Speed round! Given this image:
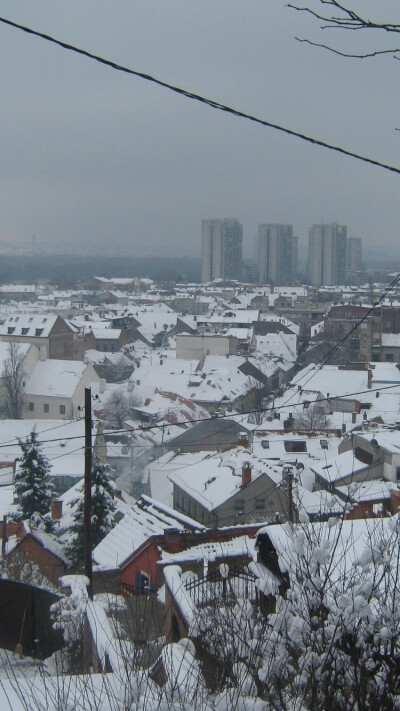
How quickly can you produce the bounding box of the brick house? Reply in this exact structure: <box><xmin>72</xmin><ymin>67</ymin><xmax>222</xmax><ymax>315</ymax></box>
<box><xmin>0</xmin><ymin>314</ymin><xmax>80</xmax><ymax>360</ymax></box>
<box><xmin>4</xmin><ymin>522</ymin><xmax>68</xmax><ymax>585</ymax></box>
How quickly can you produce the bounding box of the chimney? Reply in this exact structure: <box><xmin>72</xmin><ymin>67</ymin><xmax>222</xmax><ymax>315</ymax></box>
<box><xmin>99</xmin><ymin>378</ymin><xmax>106</xmax><ymax>393</ymax></box>
<box><xmin>52</xmin><ymin>500</ymin><xmax>63</xmax><ymax>520</ymax></box>
<box><xmin>238</xmin><ymin>432</ymin><xmax>249</xmax><ymax>449</ymax></box>
<box><xmin>352</xmin><ymin>412</ymin><xmax>357</xmax><ymax>424</ymax></box>
<box><xmin>163</xmin><ymin>527</ymin><xmax>182</xmax><ymax>553</ymax></box>
<box><xmin>241</xmin><ymin>461</ymin><xmax>252</xmax><ymax>487</ymax></box>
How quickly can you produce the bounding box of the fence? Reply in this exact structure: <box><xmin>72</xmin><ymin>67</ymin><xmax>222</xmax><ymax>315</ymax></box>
<box><xmin>184</xmin><ymin>565</ymin><xmax>258</xmax><ymax>607</ymax></box>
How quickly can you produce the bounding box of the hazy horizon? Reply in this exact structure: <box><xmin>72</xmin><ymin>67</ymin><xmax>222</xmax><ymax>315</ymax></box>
<box><xmin>1</xmin><ymin>1</ymin><xmax>399</xmax><ymax>259</ymax></box>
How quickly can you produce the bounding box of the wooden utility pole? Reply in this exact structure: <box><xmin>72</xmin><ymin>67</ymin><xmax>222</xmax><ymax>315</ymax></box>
<box><xmin>287</xmin><ymin>469</ymin><xmax>294</xmax><ymax>524</ymax></box>
<box><xmin>83</xmin><ymin>387</ymin><xmax>93</xmax><ymax>600</ymax></box>
<box><xmin>1</xmin><ymin>515</ymin><xmax>7</xmax><ymax>558</ymax></box>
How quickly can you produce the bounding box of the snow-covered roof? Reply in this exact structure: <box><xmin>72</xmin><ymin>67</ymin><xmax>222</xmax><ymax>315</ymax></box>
<box><xmin>160</xmin><ymin>535</ymin><xmax>253</xmax><ymax>565</ymax></box>
<box><xmin>26</xmin><ymin>525</ymin><xmax>69</xmax><ymax>564</ymax></box>
<box><xmin>254</xmin><ymin>333</ymin><xmax>297</xmax><ymax>362</ymax></box>
<box><xmin>89</xmin><ymin>327</ymin><xmax>122</xmax><ymax>340</ymax></box>
<box><xmin>0</xmin><ymin>313</ymin><xmax>60</xmax><ymax>338</ymax></box>
<box><xmin>310</xmin><ymin>449</ymin><xmax>369</xmax><ymax>484</ymax></box>
<box><xmin>129</xmin><ymin>355</ymin><xmax>252</xmax><ymax>406</ymax></box>
<box><xmin>382</xmin><ymin>333</ymin><xmax>400</xmax><ymax>347</ymax></box>
<box><xmin>0</xmin><ymin>284</ymin><xmax>36</xmax><ymax>294</ymax></box>
<box><xmin>0</xmin><ymin>420</ymin><xmax>95</xmax><ymax>481</ymax></box>
<box><xmin>25</xmin><ymin>360</ymin><xmax>96</xmax><ymax>398</ymax></box>
<box><xmin>287</xmin><ymin>364</ymin><xmax>370</xmax><ymax>400</ymax></box>
<box><xmin>92</xmin><ymin>495</ymin><xmax>205</xmax><ymax>570</ymax></box>
<box><xmin>169</xmin><ymin>447</ymin><xmax>282</xmax><ymax>511</ymax></box>
<box><xmin>336</xmin><ymin>479</ymin><xmax>398</xmax><ymax>503</ymax></box>
<box><xmin>256</xmin><ymin>515</ymin><xmax>400</xmax><ymax>585</ymax></box>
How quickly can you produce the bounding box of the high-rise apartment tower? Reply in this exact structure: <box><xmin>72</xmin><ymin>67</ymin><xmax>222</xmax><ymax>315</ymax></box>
<box><xmin>258</xmin><ymin>224</ymin><xmax>297</xmax><ymax>285</ymax></box>
<box><xmin>201</xmin><ymin>219</ymin><xmax>243</xmax><ymax>282</ymax></box>
<box><xmin>308</xmin><ymin>223</ymin><xmax>347</xmax><ymax>286</ymax></box>
<box><xmin>346</xmin><ymin>237</ymin><xmax>363</xmax><ymax>273</ymax></box>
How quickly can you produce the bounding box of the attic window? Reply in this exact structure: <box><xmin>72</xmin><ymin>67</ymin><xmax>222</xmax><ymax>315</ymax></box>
<box><xmin>7</xmin><ymin>327</ymin><xmax>15</xmax><ymax>335</ymax></box>
<box><xmin>35</xmin><ymin>328</ymin><xmax>43</xmax><ymax>336</ymax></box>
<box><xmin>29</xmin><ymin>317</ymin><xmax>33</xmax><ymax>322</ymax></box>
<box><xmin>43</xmin><ymin>318</ymin><xmax>47</xmax><ymax>323</ymax></box>
<box><xmin>21</xmin><ymin>328</ymin><xmax>29</xmax><ymax>335</ymax></box>
<box><xmin>284</xmin><ymin>440</ymin><xmax>307</xmax><ymax>453</ymax></box>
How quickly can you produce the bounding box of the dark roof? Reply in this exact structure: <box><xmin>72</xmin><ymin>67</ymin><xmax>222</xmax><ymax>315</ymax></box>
<box><xmin>167</xmin><ymin>418</ymin><xmax>250</xmax><ymax>450</ymax></box>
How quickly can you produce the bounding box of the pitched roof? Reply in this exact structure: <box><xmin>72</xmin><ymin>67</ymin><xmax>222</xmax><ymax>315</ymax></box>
<box><xmin>0</xmin><ymin>313</ymin><xmax>61</xmax><ymax>338</ymax></box>
<box><xmin>92</xmin><ymin>495</ymin><xmax>205</xmax><ymax>570</ymax></box>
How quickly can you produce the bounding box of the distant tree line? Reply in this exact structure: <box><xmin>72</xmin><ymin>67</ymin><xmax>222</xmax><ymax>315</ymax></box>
<box><xmin>0</xmin><ymin>255</ymin><xmax>200</xmax><ymax>286</ymax></box>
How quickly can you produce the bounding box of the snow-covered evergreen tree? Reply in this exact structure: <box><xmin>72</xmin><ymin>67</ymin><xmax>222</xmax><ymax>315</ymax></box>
<box><xmin>14</xmin><ymin>430</ymin><xmax>54</xmax><ymax>531</ymax></box>
<box><xmin>67</xmin><ymin>456</ymin><xmax>116</xmax><ymax>569</ymax></box>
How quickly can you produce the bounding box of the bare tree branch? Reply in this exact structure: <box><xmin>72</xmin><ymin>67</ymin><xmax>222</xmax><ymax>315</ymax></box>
<box><xmin>295</xmin><ymin>36</ymin><xmax>400</xmax><ymax>59</ymax></box>
<box><xmin>1</xmin><ymin>342</ymin><xmax>25</xmax><ymax>419</ymax></box>
<box><xmin>288</xmin><ymin>2</ymin><xmax>400</xmax><ymax>33</ymax></box>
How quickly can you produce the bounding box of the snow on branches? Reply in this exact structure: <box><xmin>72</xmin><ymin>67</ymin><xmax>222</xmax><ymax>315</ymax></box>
<box><xmin>14</xmin><ymin>429</ymin><xmax>55</xmax><ymax>532</ymax></box>
<box><xmin>67</xmin><ymin>457</ymin><xmax>116</xmax><ymax>570</ymax></box>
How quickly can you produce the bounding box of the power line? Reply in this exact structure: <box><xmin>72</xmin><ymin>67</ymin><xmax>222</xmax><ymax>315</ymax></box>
<box><xmin>0</xmin><ymin>379</ymin><xmax>395</xmax><ymax>452</ymax></box>
<box><xmin>273</xmin><ymin>271</ymin><xmax>400</xmax><ymax>413</ymax></box>
<box><xmin>1</xmin><ymin>16</ymin><xmax>400</xmax><ymax>175</ymax></box>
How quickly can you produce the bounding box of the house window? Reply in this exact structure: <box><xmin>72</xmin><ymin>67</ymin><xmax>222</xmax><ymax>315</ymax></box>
<box><xmin>234</xmin><ymin>499</ymin><xmax>245</xmax><ymax>512</ymax></box>
<box><xmin>28</xmin><ymin>402</ymin><xmax>34</xmax><ymax>412</ymax></box>
<box><xmin>12</xmin><ymin>552</ymin><xmax>26</xmax><ymax>566</ymax></box>
<box><xmin>43</xmin><ymin>404</ymin><xmax>49</xmax><ymax>413</ymax></box>
<box><xmin>256</xmin><ymin>497</ymin><xmax>265</xmax><ymax>510</ymax></box>
<box><xmin>135</xmin><ymin>572</ymin><xmax>150</xmax><ymax>593</ymax></box>
<box><xmin>60</xmin><ymin>405</ymin><xmax>66</xmax><ymax>415</ymax></box>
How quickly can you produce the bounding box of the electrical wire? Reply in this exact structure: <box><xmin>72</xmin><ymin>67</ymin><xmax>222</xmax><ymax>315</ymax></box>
<box><xmin>0</xmin><ymin>379</ymin><xmax>398</xmax><ymax>452</ymax></box>
<box><xmin>1</xmin><ymin>16</ymin><xmax>400</xmax><ymax>175</ymax></box>
<box><xmin>0</xmin><ymin>417</ymin><xmax>85</xmax><ymax>452</ymax></box>
<box><xmin>265</xmin><ymin>271</ymin><xmax>400</xmax><ymax>416</ymax></box>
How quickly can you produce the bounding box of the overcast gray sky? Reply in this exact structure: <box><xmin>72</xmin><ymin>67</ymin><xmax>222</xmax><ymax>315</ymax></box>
<box><xmin>1</xmin><ymin>1</ymin><xmax>399</xmax><ymax>261</ymax></box>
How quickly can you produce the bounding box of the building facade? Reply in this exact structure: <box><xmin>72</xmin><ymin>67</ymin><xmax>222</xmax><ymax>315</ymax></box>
<box><xmin>346</xmin><ymin>236</ymin><xmax>363</xmax><ymax>272</ymax></box>
<box><xmin>258</xmin><ymin>224</ymin><xmax>297</xmax><ymax>285</ymax></box>
<box><xmin>201</xmin><ymin>219</ymin><xmax>243</xmax><ymax>282</ymax></box>
<box><xmin>307</xmin><ymin>223</ymin><xmax>347</xmax><ymax>286</ymax></box>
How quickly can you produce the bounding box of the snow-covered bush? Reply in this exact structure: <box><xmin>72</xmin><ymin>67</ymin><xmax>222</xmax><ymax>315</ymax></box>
<box><xmin>198</xmin><ymin>517</ymin><xmax>400</xmax><ymax>710</ymax></box>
